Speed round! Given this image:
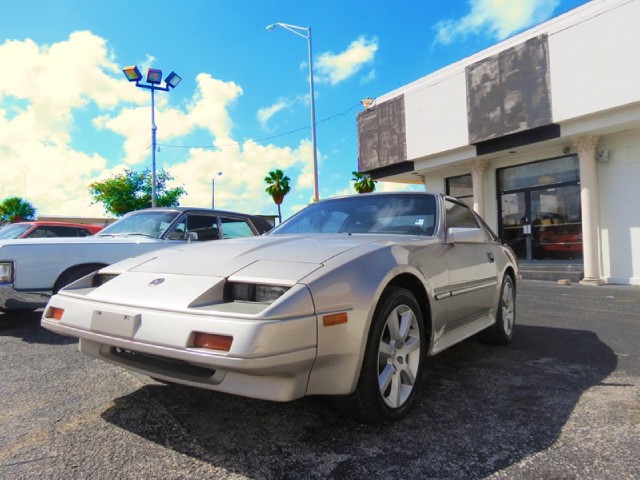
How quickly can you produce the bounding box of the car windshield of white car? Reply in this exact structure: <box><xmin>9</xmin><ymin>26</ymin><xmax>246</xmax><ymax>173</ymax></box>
<box><xmin>272</xmin><ymin>194</ymin><xmax>437</xmax><ymax>236</ymax></box>
<box><xmin>97</xmin><ymin>211</ymin><xmax>180</xmax><ymax>238</ymax></box>
<box><xmin>0</xmin><ymin>223</ymin><xmax>31</xmax><ymax>239</ymax></box>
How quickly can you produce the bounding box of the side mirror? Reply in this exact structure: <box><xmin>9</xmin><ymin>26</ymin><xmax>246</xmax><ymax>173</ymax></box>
<box><xmin>446</xmin><ymin>227</ymin><xmax>486</xmax><ymax>244</ymax></box>
<box><xmin>186</xmin><ymin>232</ymin><xmax>198</xmax><ymax>243</ymax></box>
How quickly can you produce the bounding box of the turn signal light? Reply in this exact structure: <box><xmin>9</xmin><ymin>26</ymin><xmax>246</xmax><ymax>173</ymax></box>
<box><xmin>49</xmin><ymin>307</ymin><xmax>65</xmax><ymax>321</ymax></box>
<box><xmin>193</xmin><ymin>332</ymin><xmax>233</xmax><ymax>352</ymax></box>
<box><xmin>323</xmin><ymin>312</ymin><xmax>348</xmax><ymax>327</ymax></box>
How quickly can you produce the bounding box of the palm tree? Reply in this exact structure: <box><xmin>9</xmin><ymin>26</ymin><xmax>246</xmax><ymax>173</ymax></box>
<box><xmin>264</xmin><ymin>169</ymin><xmax>291</xmax><ymax>224</ymax></box>
<box><xmin>352</xmin><ymin>171</ymin><xmax>376</xmax><ymax>193</ymax></box>
<box><xmin>0</xmin><ymin>196</ymin><xmax>36</xmax><ymax>223</ymax></box>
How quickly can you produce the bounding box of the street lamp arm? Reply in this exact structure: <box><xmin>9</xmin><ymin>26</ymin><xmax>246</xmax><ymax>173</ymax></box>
<box><xmin>267</xmin><ymin>22</ymin><xmax>310</xmax><ymax>39</ymax></box>
<box><xmin>133</xmin><ymin>82</ymin><xmax>171</xmax><ymax>93</ymax></box>
<box><xmin>266</xmin><ymin>21</ymin><xmax>319</xmax><ymax>202</ymax></box>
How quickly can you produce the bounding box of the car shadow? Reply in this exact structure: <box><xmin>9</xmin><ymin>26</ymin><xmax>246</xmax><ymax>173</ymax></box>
<box><xmin>100</xmin><ymin>324</ymin><xmax>617</xmax><ymax>478</ymax></box>
<box><xmin>0</xmin><ymin>311</ymin><xmax>78</xmax><ymax>345</ymax></box>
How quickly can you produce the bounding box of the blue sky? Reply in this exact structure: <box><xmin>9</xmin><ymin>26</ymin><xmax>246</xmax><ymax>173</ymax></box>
<box><xmin>0</xmin><ymin>0</ymin><xmax>589</xmax><ymax>219</ymax></box>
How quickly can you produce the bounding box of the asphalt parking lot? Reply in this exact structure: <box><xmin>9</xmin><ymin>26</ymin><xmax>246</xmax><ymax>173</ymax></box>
<box><xmin>1</xmin><ymin>279</ymin><xmax>639</xmax><ymax>479</ymax></box>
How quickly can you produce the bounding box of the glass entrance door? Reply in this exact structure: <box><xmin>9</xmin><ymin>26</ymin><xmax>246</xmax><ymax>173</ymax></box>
<box><xmin>529</xmin><ymin>184</ymin><xmax>582</xmax><ymax>260</ymax></box>
<box><xmin>500</xmin><ymin>192</ymin><xmax>528</xmax><ymax>258</ymax></box>
<box><xmin>500</xmin><ymin>185</ymin><xmax>582</xmax><ymax>260</ymax></box>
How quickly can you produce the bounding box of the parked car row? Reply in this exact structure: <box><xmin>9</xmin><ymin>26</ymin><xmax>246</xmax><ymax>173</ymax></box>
<box><xmin>37</xmin><ymin>193</ymin><xmax>519</xmax><ymax>423</ymax></box>
<box><xmin>0</xmin><ymin>207</ymin><xmax>272</xmax><ymax>312</ymax></box>
<box><xmin>0</xmin><ymin>221</ymin><xmax>104</xmax><ymax>239</ymax></box>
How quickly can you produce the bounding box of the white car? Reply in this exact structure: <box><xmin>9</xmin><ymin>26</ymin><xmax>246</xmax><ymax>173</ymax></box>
<box><xmin>42</xmin><ymin>193</ymin><xmax>518</xmax><ymax>423</ymax></box>
<box><xmin>0</xmin><ymin>207</ymin><xmax>271</xmax><ymax>312</ymax></box>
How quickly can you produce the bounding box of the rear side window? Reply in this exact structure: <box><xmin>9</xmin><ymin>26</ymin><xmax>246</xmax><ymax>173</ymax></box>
<box><xmin>29</xmin><ymin>226</ymin><xmax>82</xmax><ymax>238</ymax></box>
<box><xmin>445</xmin><ymin>200</ymin><xmax>480</xmax><ymax>229</ymax></box>
<box><xmin>220</xmin><ymin>217</ymin><xmax>255</xmax><ymax>238</ymax></box>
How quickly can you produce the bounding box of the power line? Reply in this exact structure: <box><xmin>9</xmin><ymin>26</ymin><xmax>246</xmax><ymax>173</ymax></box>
<box><xmin>157</xmin><ymin>103</ymin><xmax>361</xmax><ymax>151</ymax></box>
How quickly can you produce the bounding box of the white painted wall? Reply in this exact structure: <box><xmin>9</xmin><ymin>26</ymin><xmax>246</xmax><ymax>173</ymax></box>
<box><xmin>403</xmin><ymin>71</ymin><xmax>469</xmax><ymax>160</ymax></box>
<box><xmin>596</xmin><ymin>129</ymin><xmax>640</xmax><ymax>285</ymax></box>
<box><xmin>549</xmin><ymin>0</ymin><xmax>640</xmax><ymax>123</ymax></box>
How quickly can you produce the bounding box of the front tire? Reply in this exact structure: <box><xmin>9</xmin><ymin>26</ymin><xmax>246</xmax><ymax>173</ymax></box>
<box><xmin>332</xmin><ymin>286</ymin><xmax>426</xmax><ymax>424</ymax></box>
<box><xmin>481</xmin><ymin>274</ymin><xmax>515</xmax><ymax>345</ymax></box>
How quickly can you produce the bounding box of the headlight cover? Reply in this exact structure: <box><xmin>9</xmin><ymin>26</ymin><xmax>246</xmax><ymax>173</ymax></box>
<box><xmin>91</xmin><ymin>273</ymin><xmax>119</xmax><ymax>288</ymax></box>
<box><xmin>225</xmin><ymin>282</ymin><xmax>289</xmax><ymax>304</ymax></box>
<box><xmin>0</xmin><ymin>262</ymin><xmax>13</xmax><ymax>283</ymax></box>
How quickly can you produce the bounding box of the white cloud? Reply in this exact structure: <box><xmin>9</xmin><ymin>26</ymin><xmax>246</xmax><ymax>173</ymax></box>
<box><xmin>0</xmin><ymin>31</ymin><xmax>315</xmax><ymax>219</ymax></box>
<box><xmin>434</xmin><ymin>0</ymin><xmax>560</xmax><ymax>44</ymax></box>
<box><xmin>316</xmin><ymin>36</ymin><xmax>378</xmax><ymax>85</ymax></box>
<box><xmin>0</xmin><ymin>31</ymin><xmax>130</xmax><ymax>217</ymax></box>
<box><xmin>257</xmin><ymin>99</ymin><xmax>291</xmax><ymax>128</ymax></box>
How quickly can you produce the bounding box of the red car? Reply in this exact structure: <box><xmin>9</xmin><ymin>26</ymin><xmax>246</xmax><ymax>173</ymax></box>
<box><xmin>0</xmin><ymin>221</ymin><xmax>104</xmax><ymax>239</ymax></box>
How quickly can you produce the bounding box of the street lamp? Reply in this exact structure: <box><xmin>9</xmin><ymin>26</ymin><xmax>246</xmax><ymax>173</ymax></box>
<box><xmin>266</xmin><ymin>22</ymin><xmax>319</xmax><ymax>202</ymax></box>
<box><xmin>211</xmin><ymin>171</ymin><xmax>222</xmax><ymax>208</ymax></box>
<box><xmin>122</xmin><ymin>65</ymin><xmax>182</xmax><ymax>208</ymax></box>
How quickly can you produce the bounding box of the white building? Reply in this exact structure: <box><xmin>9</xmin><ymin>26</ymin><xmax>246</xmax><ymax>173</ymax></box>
<box><xmin>357</xmin><ymin>0</ymin><xmax>640</xmax><ymax>285</ymax></box>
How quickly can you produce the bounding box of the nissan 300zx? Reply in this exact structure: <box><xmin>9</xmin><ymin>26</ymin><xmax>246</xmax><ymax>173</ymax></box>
<box><xmin>41</xmin><ymin>192</ymin><xmax>518</xmax><ymax>423</ymax></box>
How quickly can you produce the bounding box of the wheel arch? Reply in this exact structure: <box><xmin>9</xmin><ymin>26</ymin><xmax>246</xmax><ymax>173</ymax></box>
<box><xmin>53</xmin><ymin>263</ymin><xmax>108</xmax><ymax>293</ymax></box>
<box><xmin>385</xmin><ymin>272</ymin><xmax>432</xmax><ymax>339</ymax></box>
<box><xmin>503</xmin><ymin>265</ymin><xmax>517</xmax><ymax>295</ymax></box>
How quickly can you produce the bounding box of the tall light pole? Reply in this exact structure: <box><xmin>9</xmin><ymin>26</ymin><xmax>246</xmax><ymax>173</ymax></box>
<box><xmin>211</xmin><ymin>171</ymin><xmax>222</xmax><ymax>208</ymax></box>
<box><xmin>266</xmin><ymin>22</ymin><xmax>319</xmax><ymax>202</ymax></box>
<box><xmin>122</xmin><ymin>65</ymin><xmax>182</xmax><ymax>208</ymax></box>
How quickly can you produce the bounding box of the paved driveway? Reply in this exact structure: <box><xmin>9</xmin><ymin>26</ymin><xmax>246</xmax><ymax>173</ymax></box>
<box><xmin>1</xmin><ymin>280</ymin><xmax>639</xmax><ymax>479</ymax></box>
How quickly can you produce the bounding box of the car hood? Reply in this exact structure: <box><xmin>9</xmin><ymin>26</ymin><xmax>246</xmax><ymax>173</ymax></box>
<box><xmin>119</xmin><ymin>234</ymin><xmax>401</xmax><ymax>283</ymax></box>
<box><xmin>71</xmin><ymin>234</ymin><xmax>421</xmax><ymax>313</ymax></box>
<box><xmin>0</xmin><ymin>235</ymin><xmax>162</xmax><ymax>247</ymax></box>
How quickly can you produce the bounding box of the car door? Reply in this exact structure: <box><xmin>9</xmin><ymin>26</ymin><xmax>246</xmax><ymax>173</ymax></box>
<box><xmin>443</xmin><ymin>198</ymin><xmax>498</xmax><ymax>329</ymax></box>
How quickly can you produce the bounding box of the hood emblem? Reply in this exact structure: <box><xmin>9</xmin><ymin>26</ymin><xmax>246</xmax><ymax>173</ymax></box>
<box><xmin>148</xmin><ymin>278</ymin><xmax>165</xmax><ymax>287</ymax></box>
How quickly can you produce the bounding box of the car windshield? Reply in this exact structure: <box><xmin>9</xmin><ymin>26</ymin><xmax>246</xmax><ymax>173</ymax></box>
<box><xmin>271</xmin><ymin>194</ymin><xmax>437</xmax><ymax>236</ymax></box>
<box><xmin>98</xmin><ymin>211</ymin><xmax>180</xmax><ymax>239</ymax></box>
<box><xmin>0</xmin><ymin>223</ymin><xmax>31</xmax><ymax>239</ymax></box>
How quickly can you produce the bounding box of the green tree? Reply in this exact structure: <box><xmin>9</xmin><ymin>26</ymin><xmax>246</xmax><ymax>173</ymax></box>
<box><xmin>264</xmin><ymin>169</ymin><xmax>291</xmax><ymax>224</ymax></box>
<box><xmin>0</xmin><ymin>196</ymin><xmax>36</xmax><ymax>223</ymax></box>
<box><xmin>89</xmin><ymin>168</ymin><xmax>185</xmax><ymax>217</ymax></box>
<box><xmin>352</xmin><ymin>171</ymin><xmax>377</xmax><ymax>193</ymax></box>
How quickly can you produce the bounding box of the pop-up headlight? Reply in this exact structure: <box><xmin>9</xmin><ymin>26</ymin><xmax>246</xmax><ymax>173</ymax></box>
<box><xmin>225</xmin><ymin>282</ymin><xmax>289</xmax><ymax>304</ymax></box>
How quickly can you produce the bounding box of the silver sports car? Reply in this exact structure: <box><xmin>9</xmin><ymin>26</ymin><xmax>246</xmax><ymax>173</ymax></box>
<box><xmin>42</xmin><ymin>192</ymin><xmax>518</xmax><ymax>423</ymax></box>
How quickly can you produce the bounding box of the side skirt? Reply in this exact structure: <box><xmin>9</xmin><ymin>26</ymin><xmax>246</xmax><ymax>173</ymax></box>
<box><xmin>430</xmin><ymin>314</ymin><xmax>495</xmax><ymax>355</ymax></box>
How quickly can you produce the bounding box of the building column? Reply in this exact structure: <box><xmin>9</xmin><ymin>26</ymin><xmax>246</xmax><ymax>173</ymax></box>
<box><xmin>573</xmin><ymin>135</ymin><xmax>603</xmax><ymax>285</ymax></box>
<box><xmin>470</xmin><ymin>159</ymin><xmax>489</xmax><ymax>217</ymax></box>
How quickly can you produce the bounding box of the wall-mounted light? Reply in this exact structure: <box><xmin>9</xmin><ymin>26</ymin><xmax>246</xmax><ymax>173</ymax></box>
<box><xmin>360</xmin><ymin>97</ymin><xmax>375</xmax><ymax>109</ymax></box>
<box><xmin>598</xmin><ymin>150</ymin><xmax>610</xmax><ymax>162</ymax></box>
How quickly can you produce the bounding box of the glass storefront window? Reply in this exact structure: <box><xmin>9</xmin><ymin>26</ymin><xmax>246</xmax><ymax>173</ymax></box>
<box><xmin>446</xmin><ymin>174</ymin><xmax>473</xmax><ymax>206</ymax></box>
<box><xmin>497</xmin><ymin>156</ymin><xmax>579</xmax><ymax>191</ymax></box>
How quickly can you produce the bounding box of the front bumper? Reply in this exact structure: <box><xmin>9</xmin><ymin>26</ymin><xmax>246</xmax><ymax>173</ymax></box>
<box><xmin>0</xmin><ymin>284</ymin><xmax>50</xmax><ymax>310</ymax></box>
<box><xmin>41</xmin><ymin>295</ymin><xmax>318</xmax><ymax>402</ymax></box>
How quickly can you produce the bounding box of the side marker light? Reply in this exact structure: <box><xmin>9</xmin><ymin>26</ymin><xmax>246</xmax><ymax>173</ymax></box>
<box><xmin>323</xmin><ymin>312</ymin><xmax>348</xmax><ymax>327</ymax></box>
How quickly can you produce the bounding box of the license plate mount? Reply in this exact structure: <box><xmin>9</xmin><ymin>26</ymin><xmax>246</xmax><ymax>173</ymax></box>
<box><xmin>91</xmin><ymin>310</ymin><xmax>141</xmax><ymax>337</ymax></box>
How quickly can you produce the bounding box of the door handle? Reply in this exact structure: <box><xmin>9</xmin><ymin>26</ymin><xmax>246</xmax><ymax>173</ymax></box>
<box><xmin>487</xmin><ymin>252</ymin><xmax>495</xmax><ymax>262</ymax></box>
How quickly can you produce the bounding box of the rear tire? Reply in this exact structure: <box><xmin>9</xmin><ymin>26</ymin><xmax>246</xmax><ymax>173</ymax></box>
<box><xmin>481</xmin><ymin>274</ymin><xmax>515</xmax><ymax>345</ymax></box>
<box><xmin>332</xmin><ymin>286</ymin><xmax>426</xmax><ymax>424</ymax></box>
